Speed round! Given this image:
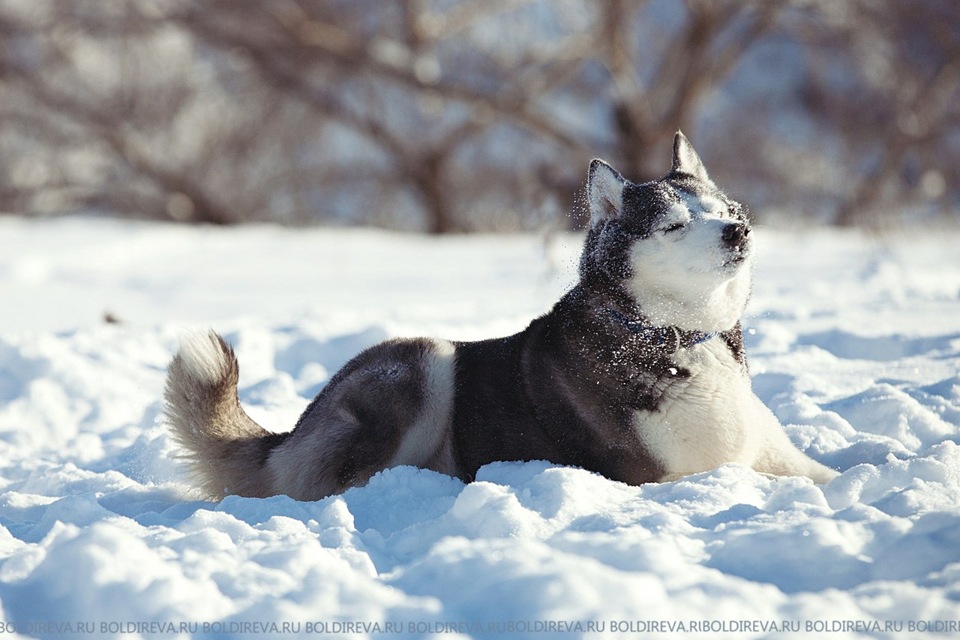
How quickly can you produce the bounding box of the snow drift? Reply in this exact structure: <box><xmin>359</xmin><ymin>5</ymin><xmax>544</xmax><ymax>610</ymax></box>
<box><xmin>1</xmin><ymin>217</ymin><xmax>959</xmax><ymax>638</ymax></box>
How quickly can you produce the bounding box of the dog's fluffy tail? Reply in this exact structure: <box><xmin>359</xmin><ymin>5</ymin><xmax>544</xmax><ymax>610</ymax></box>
<box><xmin>164</xmin><ymin>331</ymin><xmax>284</xmax><ymax>500</ymax></box>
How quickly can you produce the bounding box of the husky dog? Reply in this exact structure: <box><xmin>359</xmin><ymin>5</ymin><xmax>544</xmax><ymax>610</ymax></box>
<box><xmin>164</xmin><ymin>132</ymin><xmax>838</xmax><ymax>501</ymax></box>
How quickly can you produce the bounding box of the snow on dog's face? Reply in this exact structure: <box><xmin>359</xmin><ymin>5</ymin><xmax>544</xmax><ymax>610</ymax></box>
<box><xmin>581</xmin><ymin>132</ymin><xmax>753</xmax><ymax>333</ymax></box>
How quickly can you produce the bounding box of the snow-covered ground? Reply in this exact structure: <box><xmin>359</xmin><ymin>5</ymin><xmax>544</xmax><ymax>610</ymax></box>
<box><xmin>1</xmin><ymin>216</ymin><xmax>959</xmax><ymax>639</ymax></box>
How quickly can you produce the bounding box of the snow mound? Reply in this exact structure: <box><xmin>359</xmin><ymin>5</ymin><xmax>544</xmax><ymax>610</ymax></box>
<box><xmin>1</xmin><ymin>219</ymin><xmax>959</xmax><ymax>637</ymax></box>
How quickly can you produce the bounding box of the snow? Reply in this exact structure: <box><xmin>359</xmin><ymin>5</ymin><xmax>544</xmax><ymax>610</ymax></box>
<box><xmin>1</xmin><ymin>216</ymin><xmax>960</xmax><ymax>638</ymax></box>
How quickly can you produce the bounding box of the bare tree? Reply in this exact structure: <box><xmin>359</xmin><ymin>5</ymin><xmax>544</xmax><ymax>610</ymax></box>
<box><xmin>0</xmin><ymin>0</ymin><xmax>340</xmax><ymax>225</ymax></box>
<box><xmin>0</xmin><ymin>0</ymin><xmax>957</xmax><ymax>231</ymax></box>
<box><xmin>804</xmin><ymin>0</ymin><xmax>960</xmax><ymax>226</ymax></box>
<box><xmin>165</xmin><ymin>0</ymin><xmax>597</xmax><ymax>231</ymax></box>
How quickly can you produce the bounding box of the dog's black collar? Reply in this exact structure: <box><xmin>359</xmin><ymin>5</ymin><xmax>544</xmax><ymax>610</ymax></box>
<box><xmin>607</xmin><ymin>309</ymin><xmax>716</xmax><ymax>352</ymax></box>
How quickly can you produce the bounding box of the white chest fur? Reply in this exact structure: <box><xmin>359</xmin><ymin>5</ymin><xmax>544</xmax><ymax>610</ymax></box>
<box><xmin>632</xmin><ymin>338</ymin><xmax>779</xmax><ymax>480</ymax></box>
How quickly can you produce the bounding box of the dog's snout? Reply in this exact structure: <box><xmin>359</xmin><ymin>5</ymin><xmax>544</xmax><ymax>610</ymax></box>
<box><xmin>722</xmin><ymin>222</ymin><xmax>750</xmax><ymax>248</ymax></box>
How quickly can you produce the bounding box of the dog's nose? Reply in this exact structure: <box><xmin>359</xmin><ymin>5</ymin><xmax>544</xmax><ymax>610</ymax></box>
<box><xmin>722</xmin><ymin>222</ymin><xmax>750</xmax><ymax>248</ymax></box>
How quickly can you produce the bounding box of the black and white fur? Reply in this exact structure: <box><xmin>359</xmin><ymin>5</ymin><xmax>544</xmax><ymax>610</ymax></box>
<box><xmin>164</xmin><ymin>132</ymin><xmax>838</xmax><ymax>501</ymax></box>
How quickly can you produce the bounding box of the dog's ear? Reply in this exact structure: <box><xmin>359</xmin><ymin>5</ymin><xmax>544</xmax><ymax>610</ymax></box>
<box><xmin>671</xmin><ymin>131</ymin><xmax>714</xmax><ymax>186</ymax></box>
<box><xmin>588</xmin><ymin>159</ymin><xmax>626</xmax><ymax>224</ymax></box>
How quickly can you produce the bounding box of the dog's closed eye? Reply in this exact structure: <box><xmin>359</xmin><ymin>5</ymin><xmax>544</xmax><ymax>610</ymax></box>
<box><xmin>663</xmin><ymin>223</ymin><xmax>685</xmax><ymax>234</ymax></box>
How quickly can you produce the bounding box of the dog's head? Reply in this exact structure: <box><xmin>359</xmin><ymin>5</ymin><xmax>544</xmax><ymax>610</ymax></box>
<box><xmin>580</xmin><ymin>132</ymin><xmax>752</xmax><ymax>333</ymax></box>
